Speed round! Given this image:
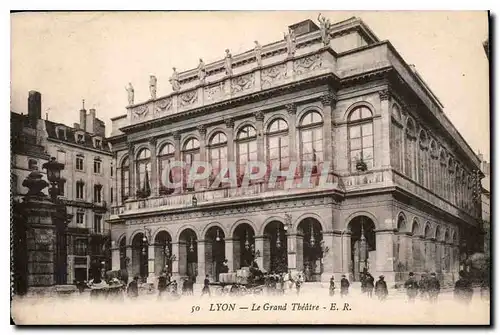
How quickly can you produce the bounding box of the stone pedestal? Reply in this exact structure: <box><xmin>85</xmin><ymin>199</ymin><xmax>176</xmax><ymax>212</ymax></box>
<box><xmin>286</xmin><ymin>233</ymin><xmax>297</xmax><ymax>271</ymax></box>
<box><xmin>196</xmin><ymin>240</ymin><xmax>206</xmax><ymax>283</ymax></box>
<box><xmin>254</xmin><ymin>236</ymin><xmax>265</xmax><ymax>270</ymax></box>
<box><xmin>225</xmin><ymin>239</ymin><xmax>234</xmax><ymax>272</ymax></box>
<box><xmin>147</xmin><ymin>244</ymin><xmax>155</xmax><ymax>282</ymax></box>
<box><xmin>320</xmin><ymin>232</ymin><xmax>334</xmax><ymax>282</ymax></box>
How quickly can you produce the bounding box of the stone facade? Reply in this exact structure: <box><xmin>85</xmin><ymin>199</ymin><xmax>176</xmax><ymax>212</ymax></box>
<box><xmin>107</xmin><ymin>17</ymin><xmax>482</xmax><ymax>286</ymax></box>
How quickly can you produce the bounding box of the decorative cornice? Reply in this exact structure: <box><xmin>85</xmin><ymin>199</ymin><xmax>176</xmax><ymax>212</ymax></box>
<box><xmin>285</xmin><ymin>103</ymin><xmax>297</xmax><ymax>115</ymax></box>
<box><xmin>378</xmin><ymin>89</ymin><xmax>390</xmax><ymax>101</ymax></box>
<box><xmin>254</xmin><ymin>111</ymin><xmax>264</xmax><ymax>122</ymax></box>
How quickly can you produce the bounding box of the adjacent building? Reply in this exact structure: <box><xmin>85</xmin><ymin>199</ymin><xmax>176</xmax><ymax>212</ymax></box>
<box><xmin>107</xmin><ymin>17</ymin><xmax>483</xmax><ymax>286</ymax></box>
<box><xmin>11</xmin><ymin>91</ymin><xmax>113</xmax><ymax>285</ymax></box>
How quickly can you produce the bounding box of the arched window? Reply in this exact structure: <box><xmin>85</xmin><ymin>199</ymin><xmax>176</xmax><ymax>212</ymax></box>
<box><xmin>182</xmin><ymin>138</ymin><xmax>200</xmax><ymax>190</ymax></box>
<box><xmin>208</xmin><ymin>132</ymin><xmax>228</xmax><ymax>183</ymax></box>
<box><xmin>429</xmin><ymin>141</ymin><xmax>438</xmax><ymax>194</ymax></box>
<box><xmin>439</xmin><ymin>150</ymin><xmax>447</xmax><ymax>199</ymax></box>
<box><xmin>236</xmin><ymin>125</ymin><xmax>257</xmax><ymax>178</ymax></box>
<box><xmin>267</xmin><ymin>118</ymin><xmax>289</xmax><ymax>171</ymax></box>
<box><xmin>136</xmin><ymin>148</ymin><xmax>151</xmax><ymax>198</ymax></box>
<box><xmin>121</xmin><ymin>156</ymin><xmax>129</xmax><ymax>201</ymax></box>
<box><xmin>390</xmin><ymin>104</ymin><xmax>403</xmax><ymax>172</ymax></box>
<box><xmin>404</xmin><ymin>118</ymin><xmax>416</xmax><ymax>178</ymax></box>
<box><xmin>448</xmin><ymin>158</ymin><xmax>455</xmax><ymax>203</ymax></box>
<box><xmin>158</xmin><ymin>143</ymin><xmax>175</xmax><ymax>194</ymax></box>
<box><xmin>348</xmin><ymin>106</ymin><xmax>373</xmax><ymax>171</ymax></box>
<box><xmin>299</xmin><ymin>111</ymin><xmax>324</xmax><ymax>174</ymax></box>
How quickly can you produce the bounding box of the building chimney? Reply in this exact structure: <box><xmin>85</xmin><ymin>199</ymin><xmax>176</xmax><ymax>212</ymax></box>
<box><xmin>28</xmin><ymin>91</ymin><xmax>42</xmax><ymax>121</ymax></box>
<box><xmin>478</xmin><ymin>152</ymin><xmax>484</xmax><ymax>163</ymax></box>
<box><xmin>87</xmin><ymin>108</ymin><xmax>96</xmax><ymax>134</ymax></box>
<box><xmin>73</xmin><ymin>123</ymin><xmax>80</xmax><ymax>129</ymax></box>
<box><xmin>80</xmin><ymin>99</ymin><xmax>87</xmax><ymax>131</ymax></box>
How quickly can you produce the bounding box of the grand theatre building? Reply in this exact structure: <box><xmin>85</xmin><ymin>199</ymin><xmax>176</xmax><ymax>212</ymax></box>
<box><xmin>107</xmin><ymin>17</ymin><xmax>483</xmax><ymax>286</ymax></box>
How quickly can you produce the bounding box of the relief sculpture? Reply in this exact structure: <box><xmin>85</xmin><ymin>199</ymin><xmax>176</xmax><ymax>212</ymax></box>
<box><xmin>293</xmin><ymin>54</ymin><xmax>322</xmax><ymax>75</ymax></box>
<box><xmin>261</xmin><ymin>64</ymin><xmax>287</xmax><ymax>88</ymax></box>
<box><xmin>179</xmin><ymin>90</ymin><xmax>198</xmax><ymax>108</ymax></box>
<box><xmin>231</xmin><ymin>73</ymin><xmax>254</xmax><ymax>94</ymax></box>
<box><xmin>131</xmin><ymin>105</ymin><xmax>149</xmax><ymax>120</ymax></box>
<box><xmin>154</xmin><ymin>98</ymin><xmax>172</xmax><ymax>116</ymax></box>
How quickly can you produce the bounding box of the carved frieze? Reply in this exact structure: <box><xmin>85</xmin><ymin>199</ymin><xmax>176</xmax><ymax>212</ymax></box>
<box><xmin>154</xmin><ymin>98</ymin><xmax>173</xmax><ymax>117</ymax></box>
<box><xmin>231</xmin><ymin>73</ymin><xmax>254</xmax><ymax>94</ymax></box>
<box><xmin>293</xmin><ymin>54</ymin><xmax>322</xmax><ymax>75</ymax></box>
<box><xmin>204</xmin><ymin>83</ymin><xmax>224</xmax><ymax>102</ymax></box>
<box><xmin>261</xmin><ymin>64</ymin><xmax>287</xmax><ymax>88</ymax></box>
<box><xmin>131</xmin><ymin>105</ymin><xmax>149</xmax><ymax>121</ymax></box>
<box><xmin>179</xmin><ymin>90</ymin><xmax>198</xmax><ymax>108</ymax></box>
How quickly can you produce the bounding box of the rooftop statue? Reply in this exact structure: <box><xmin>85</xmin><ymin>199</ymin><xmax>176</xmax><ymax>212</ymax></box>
<box><xmin>224</xmin><ymin>49</ymin><xmax>233</xmax><ymax>76</ymax></box>
<box><xmin>149</xmin><ymin>75</ymin><xmax>157</xmax><ymax>100</ymax></box>
<box><xmin>125</xmin><ymin>82</ymin><xmax>134</xmax><ymax>105</ymax></box>
<box><xmin>197</xmin><ymin>58</ymin><xmax>206</xmax><ymax>83</ymax></box>
<box><xmin>284</xmin><ymin>28</ymin><xmax>296</xmax><ymax>57</ymax></box>
<box><xmin>169</xmin><ymin>67</ymin><xmax>181</xmax><ymax>92</ymax></box>
<box><xmin>254</xmin><ymin>40</ymin><xmax>262</xmax><ymax>66</ymax></box>
<box><xmin>318</xmin><ymin>13</ymin><xmax>332</xmax><ymax>46</ymax></box>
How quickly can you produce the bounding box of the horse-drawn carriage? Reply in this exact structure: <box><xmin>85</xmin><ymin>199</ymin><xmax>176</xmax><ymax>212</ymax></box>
<box><xmin>211</xmin><ymin>267</ymin><xmax>266</xmax><ymax>296</ymax></box>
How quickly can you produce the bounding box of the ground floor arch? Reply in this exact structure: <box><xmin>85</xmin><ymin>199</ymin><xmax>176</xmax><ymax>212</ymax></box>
<box><xmin>347</xmin><ymin>215</ymin><xmax>376</xmax><ymax>281</ymax></box>
<box><xmin>204</xmin><ymin>226</ymin><xmax>226</xmax><ymax>281</ymax></box>
<box><xmin>131</xmin><ymin>232</ymin><xmax>148</xmax><ymax>279</ymax></box>
<box><xmin>232</xmin><ymin>223</ymin><xmax>255</xmax><ymax>270</ymax></box>
<box><xmin>297</xmin><ymin>217</ymin><xmax>323</xmax><ymax>282</ymax></box>
<box><xmin>154</xmin><ymin>230</ymin><xmax>172</xmax><ymax>275</ymax></box>
<box><xmin>178</xmin><ymin>228</ymin><xmax>198</xmax><ymax>279</ymax></box>
<box><xmin>263</xmin><ymin>221</ymin><xmax>288</xmax><ymax>273</ymax></box>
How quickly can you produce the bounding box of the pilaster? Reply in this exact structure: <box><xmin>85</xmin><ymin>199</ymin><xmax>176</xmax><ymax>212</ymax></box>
<box><xmin>149</xmin><ymin>137</ymin><xmax>158</xmax><ymax>196</ymax></box>
<box><xmin>379</xmin><ymin>89</ymin><xmax>391</xmax><ymax>169</ymax></box>
<box><xmin>320</xmin><ymin>93</ymin><xmax>336</xmax><ymax>169</ymax></box>
<box><xmin>286</xmin><ymin>103</ymin><xmax>298</xmax><ymax>166</ymax></box>
<box><xmin>224</xmin><ymin>238</ymin><xmax>234</xmax><ymax>272</ymax></box>
<box><xmin>375</xmin><ymin>229</ymin><xmax>395</xmax><ymax>284</ymax></box>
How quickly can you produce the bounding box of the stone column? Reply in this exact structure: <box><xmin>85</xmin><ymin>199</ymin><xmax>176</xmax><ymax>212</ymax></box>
<box><xmin>320</xmin><ymin>231</ymin><xmax>335</xmax><ymax>282</ymax></box>
<box><xmin>255</xmin><ymin>111</ymin><xmax>265</xmax><ymax>180</ymax></box>
<box><xmin>254</xmin><ymin>235</ymin><xmax>266</xmax><ymax>271</ymax></box>
<box><xmin>379</xmin><ymin>90</ymin><xmax>391</xmax><ymax>169</ymax></box>
<box><xmin>149</xmin><ymin>137</ymin><xmax>158</xmax><ymax>197</ymax></box>
<box><xmin>398</xmin><ymin>233</ymin><xmax>413</xmax><ymax>273</ymax></box>
<box><xmin>125</xmin><ymin>246</ymin><xmax>133</xmax><ymax>282</ymax></box>
<box><xmin>320</xmin><ymin>93</ymin><xmax>335</xmax><ymax>168</ymax></box>
<box><xmin>286</xmin><ymin>103</ymin><xmax>298</xmax><ymax>166</ymax></box>
<box><xmin>175</xmin><ymin>241</ymin><xmax>185</xmax><ymax>279</ymax></box>
<box><xmin>225</xmin><ymin>238</ymin><xmax>234</xmax><ymax>272</ymax></box>
<box><xmin>416</xmin><ymin>235</ymin><xmax>425</xmax><ymax>273</ymax></box>
<box><xmin>154</xmin><ymin>244</ymin><xmax>164</xmax><ymax>275</ymax></box>
<box><xmin>196</xmin><ymin>240</ymin><xmax>206</xmax><ymax>282</ymax></box>
<box><xmin>197</xmin><ymin>125</ymin><xmax>207</xmax><ymax>189</ymax></box>
<box><xmin>296</xmin><ymin>233</ymin><xmax>304</xmax><ymax>272</ymax></box>
<box><xmin>127</xmin><ymin>142</ymin><xmax>136</xmax><ymax>199</ymax></box>
<box><xmin>425</xmin><ymin>238</ymin><xmax>437</xmax><ymax>272</ymax></box>
<box><xmin>147</xmin><ymin>244</ymin><xmax>155</xmax><ymax>282</ymax></box>
<box><xmin>225</xmin><ymin>118</ymin><xmax>235</xmax><ymax>164</ymax></box>
<box><xmin>375</xmin><ymin>229</ymin><xmax>396</xmax><ymax>284</ymax></box>
<box><xmin>111</xmin><ymin>246</ymin><xmax>120</xmax><ymax>271</ymax></box>
<box><xmin>286</xmin><ymin>233</ymin><xmax>297</xmax><ymax>271</ymax></box>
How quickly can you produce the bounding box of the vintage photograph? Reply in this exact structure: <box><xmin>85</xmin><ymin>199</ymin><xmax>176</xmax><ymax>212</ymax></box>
<box><xmin>10</xmin><ymin>11</ymin><xmax>490</xmax><ymax>325</ymax></box>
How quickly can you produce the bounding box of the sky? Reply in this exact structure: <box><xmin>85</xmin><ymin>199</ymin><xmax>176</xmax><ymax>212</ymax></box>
<box><xmin>10</xmin><ymin>11</ymin><xmax>490</xmax><ymax>160</ymax></box>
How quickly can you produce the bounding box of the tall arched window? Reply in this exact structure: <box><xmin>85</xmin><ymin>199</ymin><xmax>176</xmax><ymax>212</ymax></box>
<box><xmin>418</xmin><ymin>130</ymin><xmax>428</xmax><ymax>187</ymax></box>
<box><xmin>236</xmin><ymin>125</ymin><xmax>257</xmax><ymax>179</ymax></box>
<box><xmin>267</xmin><ymin>118</ymin><xmax>289</xmax><ymax>172</ymax></box>
<box><xmin>430</xmin><ymin>141</ymin><xmax>438</xmax><ymax>194</ymax></box>
<box><xmin>299</xmin><ymin>111</ymin><xmax>323</xmax><ymax>174</ymax></box>
<box><xmin>390</xmin><ymin>104</ymin><xmax>403</xmax><ymax>172</ymax></box>
<box><xmin>448</xmin><ymin>158</ymin><xmax>455</xmax><ymax>203</ymax></box>
<box><xmin>158</xmin><ymin>143</ymin><xmax>175</xmax><ymax>194</ymax></box>
<box><xmin>348</xmin><ymin>106</ymin><xmax>374</xmax><ymax>172</ymax></box>
<box><xmin>208</xmin><ymin>132</ymin><xmax>228</xmax><ymax>184</ymax></box>
<box><xmin>404</xmin><ymin>118</ymin><xmax>416</xmax><ymax>179</ymax></box>
<box><xmin>121</xmin><ymin>156</ymin><xmax>129</xmax><ymax>201</ymax></box>
<box><xmin>136</xmin><ymin>148</ymin><xmax>151</xmax><ymax>198</ymax></box>
<box><xmin>182</xmin><ymin>138</ymin><xmax>200</xmax><ymax>190</ymax></box>
<box><xmin>439</xmin><ymin>150</ymin><xmax>447</xmax><ymax>199</ymax></box>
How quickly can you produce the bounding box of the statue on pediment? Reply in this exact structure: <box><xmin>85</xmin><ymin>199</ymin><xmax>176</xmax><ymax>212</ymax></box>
<box><xmin>224</xmin><ymin>49</ymin><xmax>233</xmax><ymax>76</ymax></box>
<box><xmin>169</xmin><ymin>67</ymin><xmax>181</xmax><ymax>92</ymax></box>
<box><xmin>318</xmin><ymin>13</ymin><xmax>332</xmax><ymax>46</ymax></box>
<box><xmin>197</xmin><ymin>58</ymin><xmax>206</xmax><ymax>82</ymax></box>
<box><xmin>254</xmin><ymin>40</ymin><xmax>262</xmax><ymax>66</ymax></box>
<box><xmin>125</xmin><ymin>82</ymin><xmax>134</xmax><ymax>105</ymax></box>
<box><xmin>149</xmin><ymin>75</ymin><xmax>157</xmax><ymax>100</ymax></box>
<box><xmin>284</xmin><ymin>28</ymin><xmax>296</xmax><ymax>57</ymax></box>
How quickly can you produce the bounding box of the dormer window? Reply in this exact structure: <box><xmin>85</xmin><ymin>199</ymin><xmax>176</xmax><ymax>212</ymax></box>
<box><xmin>75</xmin><ymin>131</ymin><xmax>85</xmax><ymax>144</ymax></box>
<box><xmin>56</xmin><ymin>125</ymin><xmax>67</xmax><ymax>140</ymax></box>
<box><xmin>93</xmin><ymin>137</ymin><xmax>103</xmax><ymax>149</ymax></box>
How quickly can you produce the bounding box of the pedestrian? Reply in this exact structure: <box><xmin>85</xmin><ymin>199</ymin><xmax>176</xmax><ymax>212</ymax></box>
<box><xmin>454</xmin><ymin>270</ymin><xmax>473</xmax><ymax>305</ymax></box>
<box><xmin>427</xmin><ymin>272</ymin><xmax>441</xmax><ymax>303</ymax></box>
<box><xmin>365</xmin><ymin>272</ymin><xmax>375</xmax><ymax>298</ymax></box>
<box><xmin>201</xmin><ymin>274</ymin><xmax>211</xmax><ymax>297</ymax></box>
<box><xmin>279</xmin><ymin>273</ymin><xmax>285</xmax><ymax>295</ymax></box>
<box><xmin>157</xmin><ymin>272</ymin><xmax>167</xmax><ymax>299</ymax></box>
<box><xmin>375</xmin><ymin>275</ymin><xmax>388</xmax><ymax>301</ymax></box>
<box><xmin>296</xmin><ymin>274</ymin><xmax>302</xmax><ymax>296</ymax></box>
<box><xmin>340</xmin><ymin>275</ymin><xmax>350</xmax><ymax>297</ymax></box>
<box><xmin>329</xmin><ymin>275</ymin><xmax>335</xmax><ymax>296</ymax></box>
<box><xmin>419</xmin><ymin>273</ymin><xmax>429</xmax><ymax>300</ymax></box>
<box><xmin>404</xmin><ymin>272</ymin><xmax>419</xmax><ymax>303</ymax></box>
<box><xmin>127</xmin><ymin>275</ymin><xmax>139</xmax><ymax>299</ymax></box>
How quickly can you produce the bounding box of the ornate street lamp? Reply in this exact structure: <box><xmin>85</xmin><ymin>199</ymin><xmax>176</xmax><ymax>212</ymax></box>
<box><xmin>189</xmin><ymin>237</ymin><xmax>195</xmax><ymax>253</ymax></box>
<box><xmin>310</xmin><ymin>225</ymin><xmax>316</xmax><ymax>247</ymax></box>
<box><xmin>244</xmin><ymin>230</ymin><xmax>250</xmax><ymax>250</ymax></box>
<box><xmin>215</xmin><ymin>228</ymin><xmax>221</xmax><ymax>242</ymax></box>
<box><xmin>276</xmin><ymin>224</ymin><xmax>282</xmax><ymax>249</ymax></box>
<box><xmin>42</xmin><ymin>157</ymin><xmax>65</xmax><ymax>201</ymax></box>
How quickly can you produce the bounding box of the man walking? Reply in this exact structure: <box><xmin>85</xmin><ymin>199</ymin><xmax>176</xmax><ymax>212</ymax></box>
<box><xmin>340</xmin><ymin>275</ymin><xmax>350</xmax><ymax>297</ymax></box>
<box><xmin>427</xmin><ymin>272</ymin><xmax>441</xmax><ymax>303</ymax></box>
<box><xmin>454</xmin><ymin>270</ymin><xmax>473</xmax><ymax>305</ymax></box>
<box><xmin>329</xmin><ymin>276</ymin><xmax>335</xmax><ymax>296</ymax></box>
<box><xmin>404</xmin><ymin>272</ymin><xmax>419</xmax><ymax>303</ymax></box>
<box><xmin>419</xmin><ymin>273</ymin><xmax>429</xmax><ymax>300</ymax></box>
<box><xmin>127</xmin><ymin>275</ymin><xmax>139</xmax><ymax>299</ymax></box>
<box><xmin>201</xmin><ymin>274</ymin><xmax>211</xmax><ymax>297</ymax></box>
<box><xmin>365</xmin><ymin>272</ymin><xmax>375</xmax><ymax>298</ymax></box>
<box><xmin>157</xmin><ymin>271</ymin><xmax>168</xmax><ymax>299</ymax></box>
<box><xmin>375</xmin><ymin>275</ymin><xmax>388</xmax><ymax>301</ymax></box>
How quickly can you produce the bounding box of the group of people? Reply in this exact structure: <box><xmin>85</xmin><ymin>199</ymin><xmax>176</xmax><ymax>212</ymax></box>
<box><xmin>329</xmin><ymin>275</ymin><xmax>352</xmax><ymax>297</ymax></box>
